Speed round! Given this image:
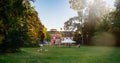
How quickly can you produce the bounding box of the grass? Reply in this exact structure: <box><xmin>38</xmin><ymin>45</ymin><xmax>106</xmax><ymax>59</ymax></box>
<box><xmin>0</xmin><ymin>46</ymin><xmax>120</xmax><ymax>63</ymax></box>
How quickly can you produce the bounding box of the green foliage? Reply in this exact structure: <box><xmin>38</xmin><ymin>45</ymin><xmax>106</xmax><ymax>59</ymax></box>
<box><xmin>111</xmin><ymin>0</ymin><xmax>120</xmax><ymax>45</ymax></box>
<box><xmin>73</xmin><ymin>31</ymin><xmax>82</xmax><ymax>44</ymax></box>
<box><xmin>92</xmin><ymin>4</ymin><xmax>120</xmax><ymax>46</ymax></box>
<box><xmin>0</xmin><ymin>0</ymin><xmax>29</xmax><ymax>53</ymax></box>
<box><xmin>0</xmin><ymin>0</ymin><xmax>45</xmax><ymax>52</ymax></box>
<box><xmin>23</xmin><ymin>2</ymin><xmax>45</xmax><ymax>46</ymax></box>
<box><xmin>45</xmin><ymin>32</ymin><xmax>51</xmax><ymax>41</ymax></box>
<box><xmin>65</xmin><ymin>0</ymin><xmax>109</xmax><ymax>45</ymax></box>
<box><xmin>92</xmin><ymin>9</ymin><xmax>117</xmax><ymax>46</ymax></box>
<box><xmin>95</xmin><ymin>13</ymin><xmax>112</xmax><ymax>32</ymax></box>
<box><xmin>92</xmin><ymin>32</ymin><xmax>116</xmax><ymax>46</ymax></box>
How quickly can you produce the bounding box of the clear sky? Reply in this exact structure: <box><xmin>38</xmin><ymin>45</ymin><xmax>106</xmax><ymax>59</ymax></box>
<box><xmin>31</xmin><ymin>0</ymin><xmax>115</xmax><ymax>31</ymax></box>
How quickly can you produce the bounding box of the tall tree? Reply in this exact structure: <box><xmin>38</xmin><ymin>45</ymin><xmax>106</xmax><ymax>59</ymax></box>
<box><xmin>92</xmin><ymin>11</ymin><xmax>116</xmax><ymax>46</ymax></box>
<box><xmin>24</xmin><ymin>2</ymin><xmax>44</xmax><ymax>46</ymax></box>
<box><xmin>112</xmin><ymin>0</ymin><xmax>120</xmax><ymax>46</ymax></box>
<box><xmin>86</xmin><ymin>0</ymin><xmax>108</xmax><ymax>44</ymax></box>
<box><xmin>64</xmin><ymin>0</ymin><xmax>109</xmax><ymax>45</ymax></box>
<box><xmin>0</xmin><ymin>0</ymin><xmax>45</xmax><ymax>52</ymax></box>
<box><xmin>0</xmin><ymin>0</ymin><xmax>28</xmax><ymax>52</ymax></box>
<box><xmin>69</xmin><ymin>0</ymin><xmax>87</xmax><ymax>31</ymax></box>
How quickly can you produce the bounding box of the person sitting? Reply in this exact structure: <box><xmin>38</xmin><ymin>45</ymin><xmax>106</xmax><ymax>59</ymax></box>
<box><xmin>37</xmin><ymin>41</ymin><xmax>44</xmax><ymax>52</ymax></box>
<box><xmin>77</xmin><ymin>43</ymin><xmax>80</xmax><ymax>48</ymax></box>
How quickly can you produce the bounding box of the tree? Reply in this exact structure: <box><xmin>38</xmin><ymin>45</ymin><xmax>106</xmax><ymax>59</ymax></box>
<box><xmin>21</xmin><ymin>1</ymin><xmax>45</xmax><ymax>46</ymax></box>
<box><xmin>65</xmin><ymin>0</ymin><xmax>87</xmax><ymax>45</ymax></box>
<box><xmin>24</xmin><ymin>3</ymin><xmax>44</xmax><ymax>46</ymax></box>
<box><xmin>0</xmin><ymin>0</ymin><xmax>45</xmax><ymax>52</ymax></box>
<box><xmin>43</xmin><ymin>28</ymin><xmax>51</xmax><ymax>42</ymax></box>
<box><xmin>64</xmin><ymin>0</ymin><xmax>109</xmax><ymax>45</ymax></box>
<box><xmin>73</xmin><ymin>31</ymin><xmax>82</xmax><ymax>44</ymax></box>
<box><xmin>64</xmin><ymin>16</ymin><xmax>80</xmax><ymax>31</ymax></box>
<box><xmin>69</xmin><ymin>0</ymin><xmax>87</xmax><ymax>31</ymax></box>
<box><xmin>84</xmin><ymin>0</ymin><xmax>109</xmax><ymax>45</ymax></box>
<box><xmin>112</xmin><ymin>0</ymin><xmax>120</xmax><ymax>46</ymax></box>
<box><xmin>0</xmin><ymin>0</ymin><xmax>29</xmax><ymax>52</ymax></box>
<box><xmin>92</xmin><ymin>12</ymin><xmax>116</xmax><ymax>46</ymax></box>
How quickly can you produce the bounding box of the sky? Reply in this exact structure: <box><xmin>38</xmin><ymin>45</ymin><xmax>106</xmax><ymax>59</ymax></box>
<box><xmin>31</xmin><ymin>0</ymin><xmax>115</xmax><ymax>31</ymax></box>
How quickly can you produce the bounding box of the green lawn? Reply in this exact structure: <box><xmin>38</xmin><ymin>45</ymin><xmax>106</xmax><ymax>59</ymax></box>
<box><xmin>0</xmin><ymin>46</ymin><xmax>120</xmax><ymax>63</ymax></box>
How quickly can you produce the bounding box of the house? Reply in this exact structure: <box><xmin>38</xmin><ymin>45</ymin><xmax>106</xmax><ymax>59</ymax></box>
<box><xmin>48</xmin><ymin>29</ymin><xmax>74</xmax><ymax>43</ymax></box>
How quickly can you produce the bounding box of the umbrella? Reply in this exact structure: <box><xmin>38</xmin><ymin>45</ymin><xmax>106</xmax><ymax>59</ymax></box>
<box><xmin>61</xmin><ymin>38</ymin><xmax>76</xmax><ymax>43</ymax></box>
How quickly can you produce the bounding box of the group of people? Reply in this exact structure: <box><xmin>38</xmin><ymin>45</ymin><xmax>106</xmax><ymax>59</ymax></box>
<box><xmin>37</xmin><ymin>40</ymin><xmax>48</xmax><ymax>52</ymax></box>
<box><xmin>37</xmin><ymin>36</ymin><xmax>81</xmax><ymax>52</ymax></box>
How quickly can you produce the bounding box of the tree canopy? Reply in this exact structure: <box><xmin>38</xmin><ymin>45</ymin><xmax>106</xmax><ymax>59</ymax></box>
<box><xmin>0</xmin><ymin>0</ymin><xmax>45</xmax><ymax>53</ymax></box>
<box><xmin>64</xmin><ymin>0</ymin><xmax>119</xmax><ymax>46</ymax></box>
